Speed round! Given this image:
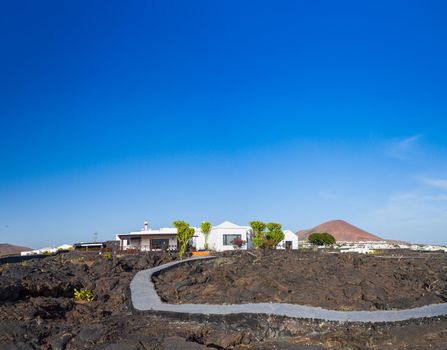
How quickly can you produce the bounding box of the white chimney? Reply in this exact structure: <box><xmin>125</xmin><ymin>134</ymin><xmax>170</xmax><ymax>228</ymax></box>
<box><xmin>144</xmin><ymin>220</ymin><xmax>149</xmax><ymax>231</ymax></box>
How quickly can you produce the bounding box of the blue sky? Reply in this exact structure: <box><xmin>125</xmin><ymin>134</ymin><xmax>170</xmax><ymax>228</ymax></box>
<box><xmin>1</xmin><ymin>1</ymin><xmax>447</xmax><ymax>247</ymax></box>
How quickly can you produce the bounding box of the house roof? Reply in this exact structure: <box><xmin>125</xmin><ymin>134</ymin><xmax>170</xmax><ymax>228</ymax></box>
<box><xmin>117</xmin><ymin>229</ymin><xmax>177</xmax><ymax>238</ymax></box>
<box><xmin>73</xmin><ymin>242</ymin><xmax>106</xmax><ymax>247</ymax></box>
<box><xmin>117</xmin><ymin>220</ymin><xmax>252</xmax><ymax>239</ymax></box>
<box><xmin>214</xmin><ymin>221</ymin><xmax>251</xmax><ymax>229</ymax></box>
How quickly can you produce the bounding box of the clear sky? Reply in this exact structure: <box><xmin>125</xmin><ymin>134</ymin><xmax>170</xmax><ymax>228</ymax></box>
<box><xmin>1</xmin><ymin>1</ymin><xmax>446</xmax><ymax>248</ymax></box>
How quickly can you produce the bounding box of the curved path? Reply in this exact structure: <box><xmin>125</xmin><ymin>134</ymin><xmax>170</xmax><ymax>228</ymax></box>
<box><xmin>130</xmin><ymin>256</ymin><xmax>447</xmax><ymax>323</ymax></box>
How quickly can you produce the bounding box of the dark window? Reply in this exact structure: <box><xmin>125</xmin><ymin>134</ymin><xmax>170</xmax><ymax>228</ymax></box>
<box><xmin>151</xmin><ymin>239</ymin><xmax>169</xmax><ymax>249</ymax></box>
<box><xmin>223</xmin><ymin>234</ymin><xmax>242</xmax><ymax>246</ymax></box>
<box><xmin>129</xmin><ymin>237</ymin><xmax>141</xmax><ymax>247</ymax></box>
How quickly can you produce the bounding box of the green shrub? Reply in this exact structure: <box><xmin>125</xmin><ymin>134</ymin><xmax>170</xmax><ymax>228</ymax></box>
<box><xmin>266</xmin><ymin>223</ymin><xmax>285</xmax><ymax>246</ymax></box>
<box><xmin>249</xmin><ymin>221</ymin><xmax>267</xmax><ymax>248</ymax></box>
<box><xmin>308</xmin><ymin>232</ymin><xmax>336</xmax><ymax>246</ymax></box>
<box><xmin>173</xmin><ymin>220</ymin><xmax>195</xmax><ymax>260</ymax></box>
<box><xmin>260</xmin><ymin>239</ymin><xmax>278</xmax><ymax>249</ymax></box>
<box><xmin>249</xmin><ymin>221</ymin><xmax>284</xmax><ymax>249</ymax></box>
<box><xmin>74</xmin><ymin>288</ymin><xmax>94</xmax><ymax>302</ymax></box>
<box><xmin>102</xmin><ymin>252</ymin><xmax>112</xmax><ymax>260</ymax></box>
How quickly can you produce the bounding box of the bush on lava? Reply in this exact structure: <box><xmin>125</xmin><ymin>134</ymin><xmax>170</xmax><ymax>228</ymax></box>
<box><xmin>308</xmin><ymin>232</ymin><xmax>336</xmax><ymax>246</ymax></box>
<box><xmin>74</xmin><ymin>288</ymin><xmax>94</xmax><ymax>303</ymax></box>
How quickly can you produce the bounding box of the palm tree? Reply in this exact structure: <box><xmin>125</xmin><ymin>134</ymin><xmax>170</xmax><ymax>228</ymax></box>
<box><xmin>201</xmin><ymin>221</ymin><xmax>212</xmax><ymax>250</ymax></box>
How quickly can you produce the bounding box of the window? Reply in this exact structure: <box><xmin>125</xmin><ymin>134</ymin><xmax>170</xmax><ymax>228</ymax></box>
<box><xmin>223</xmin><ymin>234</ymin><xmax>242</xmax><ymax>246</ymax></box>
<box><xmin>150</xmin><ymin>239</ymin><xmax>169</xmax><ymax>250</ymax></box>
<box><xmin>129</xmin><ymin>237</ymin><xmax>141</xmax><ymax>247</ymax></box>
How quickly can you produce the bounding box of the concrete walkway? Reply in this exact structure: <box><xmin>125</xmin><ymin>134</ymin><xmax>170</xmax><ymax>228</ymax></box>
<box><xmin>130</xmin><ymin>256</ymin><xmax>447</xmax><ymax>323</ymax></box>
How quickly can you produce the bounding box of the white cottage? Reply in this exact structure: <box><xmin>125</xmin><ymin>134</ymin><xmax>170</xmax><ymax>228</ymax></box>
<box><xmin>192</xmin><ymin>221</ymin><xmax>253</xmax><ymax>252</ymax></box>
<box><xmin>276</xmin><ymin>229</ymin><xmax>299</xmax><ymax>250</ymax></box>
<box><xmin>116</xmin><ymin>221</ymin><xmax>178</xmax><ymax>251</ymax></box>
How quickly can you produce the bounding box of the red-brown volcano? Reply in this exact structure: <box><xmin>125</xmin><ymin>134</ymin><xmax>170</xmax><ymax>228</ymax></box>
<box><xmin>297</xmin><ymin>220</ymin><xmax>383</xmax><ymax>242</ymax></box>
<box><xmin>0</xmin><ymin>243</ymin><xmax>32</xmax><ymax>257</ymax></box>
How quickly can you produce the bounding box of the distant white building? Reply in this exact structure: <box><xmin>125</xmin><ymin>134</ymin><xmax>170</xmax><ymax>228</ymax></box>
<box><xmin>21</xmin><ymin>244</ymin><xmax>74</xmax><ymax>256</ymax></box>
<box><xmin>276</xmin><ymin>229</ymin><xmax>299</xmax><ymax>250</ymax></box>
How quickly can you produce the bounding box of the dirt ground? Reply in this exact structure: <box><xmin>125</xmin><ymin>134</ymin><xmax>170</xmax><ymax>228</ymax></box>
<box><xmin>1</xmin><ymin>250</ymin><xmax>447</xmax><ymax>349</ymax></box>
<box><xmin>155</xmin><ymin>250</ymin><xmax>447</xmax><ymax>311</ymax></box>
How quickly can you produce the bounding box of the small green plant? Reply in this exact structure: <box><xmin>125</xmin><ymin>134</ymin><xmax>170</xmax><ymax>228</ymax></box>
<box><xmin>42</xmin><ymin>251</ymin><xmax>53</xmax><ymax>256</ymax></box>
<box><xmin>102</xmin><ymin>252</ymin><xmax>112</xmax><ymax>260</ymax></box>
<box><xmin>74</xmin><ymin>288</ymin><xmax>94</xmax><ymax>302</ymax></box>
<box><xmin>20</xmin><ymin>260</ymin><xmax>29</xmax><ymax>267</ymax></box>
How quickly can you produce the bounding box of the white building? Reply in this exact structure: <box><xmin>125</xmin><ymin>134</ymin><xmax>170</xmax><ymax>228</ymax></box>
<box><xmin>276</xmin><ymin>229</ymin><xmax>299</xmax><ymax>250</ymax></box>
<box><xmin>21</xmin><ymin>244</ymin><xmax>74</xmax><ymax>256</ymax></box>
<box><xmin>116</xmin><ymin>221</ymin><xmax>178</xmax><ymax>251</ymax></box>
<box><xmin>116</xmin><ymin>220</ymin><xmax>299</xmax><ymax>252</ymax></box>
<box><xmin>192</xmin><ymin>221</ymin><xmax>253</xmax><ymax>251</ymax></box>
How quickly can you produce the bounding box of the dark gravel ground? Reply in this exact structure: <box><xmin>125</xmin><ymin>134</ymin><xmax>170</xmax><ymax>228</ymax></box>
<box><xmin>1</xmin><ymin>250</ymin><xmax>447</xmax><ymax>349</ymax></box>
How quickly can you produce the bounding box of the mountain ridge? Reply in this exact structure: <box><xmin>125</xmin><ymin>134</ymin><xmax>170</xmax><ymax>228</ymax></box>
<box><xmin>0</xmin><ymin>243</ymin><xmax>32</xmax><ymax>257</ymax></box>
<box><xmin>297</xmin><ymin>220</ymin><xmax>383</xmax><ymax>242</ymax></box>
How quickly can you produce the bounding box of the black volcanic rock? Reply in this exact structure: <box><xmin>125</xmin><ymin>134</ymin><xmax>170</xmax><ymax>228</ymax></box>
<box><xmin>1</xmin><ymin>251</ymin><xmax>447</xmax><ymax>349</ymax></box>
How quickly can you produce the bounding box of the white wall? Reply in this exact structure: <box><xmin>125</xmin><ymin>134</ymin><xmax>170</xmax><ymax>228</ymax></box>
<box><xmin>210</xmin><ymin>227</ymin><xmax>251</xmax><ymax>251</ymax></box>
<box><xmin>191</xmin><ymin>229</ymin><xmax>206</xmax><ymax>250</ymax></box>
<box><xmin>117</xmin><ymin>234</ymin><xmax>177</xmax><ymax>251</ymax></box>
<box><xmin>193</xmin><ymin>223</ymin><xmax>300</xmax><ymax>251</ymax></box>
<box><xmin>193</xmin><ymin>222</ymin><xmax>252</xmax><ymax>252</ymax></box>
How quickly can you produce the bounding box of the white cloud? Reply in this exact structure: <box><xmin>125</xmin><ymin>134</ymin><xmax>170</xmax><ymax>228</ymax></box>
<box><xmin>386</xmin><ymin>135</ymin><xmax>421</xmax><ymax>160</ymax></box>
<box><xmin>363</xmin><ymin>190</ymin><xmax>447</xmax><ymax>245</ymax></box>
<box><xmin>420</xmin><ymin>178</ymin><xmax>447</xmax><ymax>191</ymax></box>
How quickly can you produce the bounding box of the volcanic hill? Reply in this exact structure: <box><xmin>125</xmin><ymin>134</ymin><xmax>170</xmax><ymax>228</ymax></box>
<box><xmin>0</xmin><ymin>243</ymin><xmax>31</xmax><ymax>257</ymax></box>
<box><xmin>297</xmin><ymin>220</ymin><xmax>383</xmax><ymax>242</ymax></box>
